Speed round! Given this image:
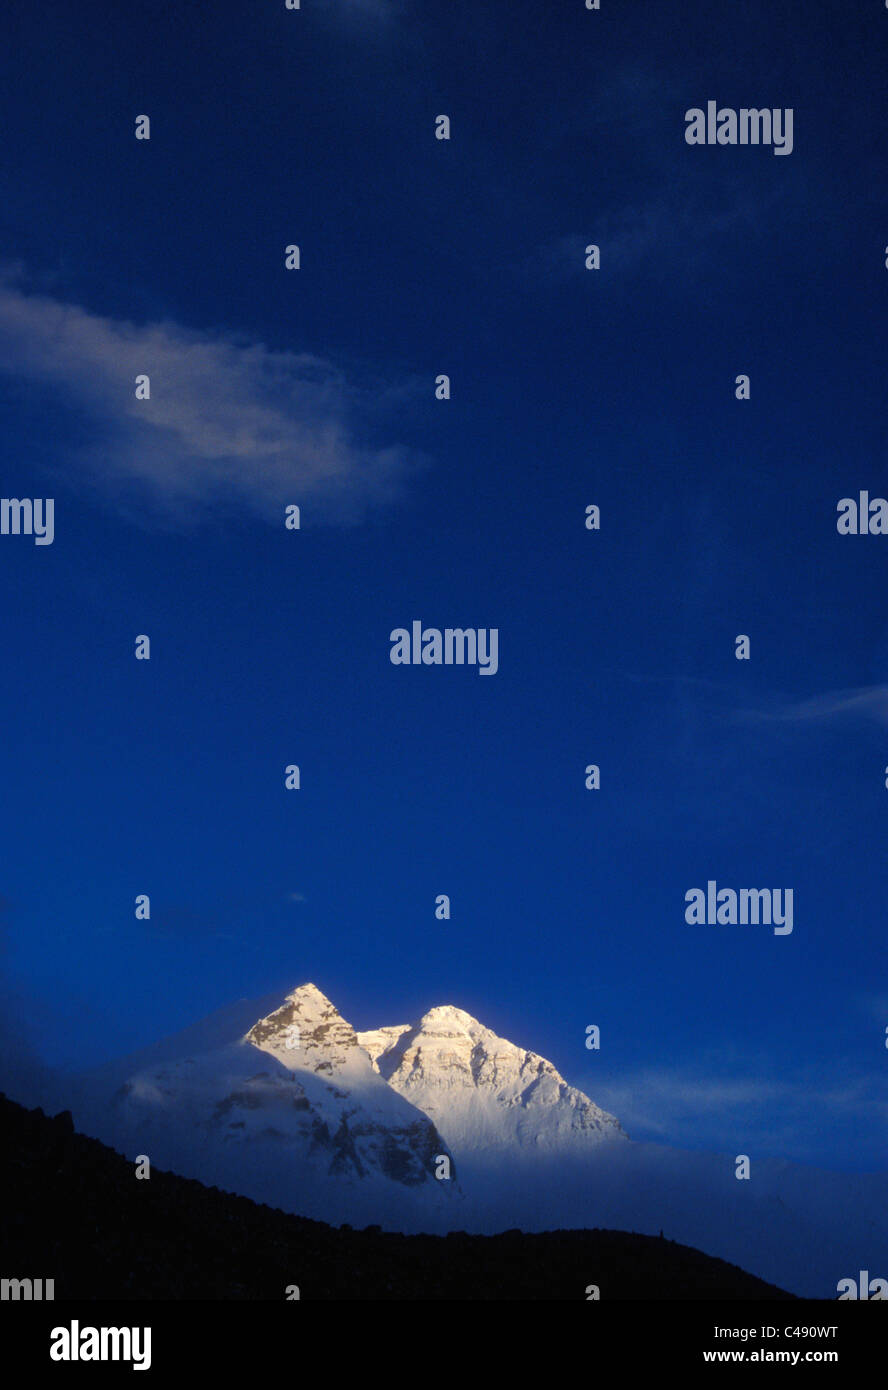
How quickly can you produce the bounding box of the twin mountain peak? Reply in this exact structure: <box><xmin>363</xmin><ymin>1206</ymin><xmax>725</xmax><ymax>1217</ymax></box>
<box><xmin>244</xmin><ymin>983</ymin><xmax>624</xmax><ymax>1156</ymax></box>
<box><xmin>85</xmin><ymin>983</ymin><xmax>886</xmax><ymax>1297</ymax></box>
<box><xmin>100</xmin><ymin>983</ymin><xmax>623</xmax><ymax>1203</ymax></box>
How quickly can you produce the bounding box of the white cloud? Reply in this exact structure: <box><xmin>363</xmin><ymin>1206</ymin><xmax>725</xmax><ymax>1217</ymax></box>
<box><xmin>587</xmin><ymin>1061</ymin><xmax>888</xmax><ymax>1165</ymax></box>
<box><xmin>528</xmin><ymin>187</ymin><xmax>767</xmax><ymax>285</ymax></box>
<box><xmin>0</xmin><ymin>276</ymin><xmax>422</xmax><ymax>525</ymax></box>
<box><xmin>737</xmin><ymin>686</ymin><xmax>888</xmax><ymax>727</ymax></box>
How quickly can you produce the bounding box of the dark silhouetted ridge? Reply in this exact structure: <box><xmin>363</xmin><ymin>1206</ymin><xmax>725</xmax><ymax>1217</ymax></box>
<box><xmin>0</xmin><ymin>1094</ymin><xmax>794</xmax><ymax>1300</ymax></box>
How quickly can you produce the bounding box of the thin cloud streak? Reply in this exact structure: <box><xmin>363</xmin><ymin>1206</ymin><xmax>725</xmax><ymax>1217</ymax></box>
<box><xmin>0</xmin><ymin>275</ymin><xmax>423</xmax><ymax>526</ymax></box>
<box><xmin>736</xmin><ymin>686</ymin><xmax>888</xmax><ymax>727</ymax></box>
<box><xmin>588</xmin><ymin>1062</ymin><xmax>888</xmax><ymax>1166</ymax></box>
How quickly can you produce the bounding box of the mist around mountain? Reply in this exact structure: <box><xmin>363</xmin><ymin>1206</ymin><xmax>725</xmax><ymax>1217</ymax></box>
<box><xmin>18</xmin><ymin>983</ymin><xmax>888</xmax><ymax>1299</ymax></box>
<box><xmin>0</xmin><ymin>1093</ymin><xmax>795</xmax><ymax>1301</ymax></box>
<box><xmin>66</xmin><ymin>983</ymin><xmax>458</xmax><ymax>1232</ymax></box>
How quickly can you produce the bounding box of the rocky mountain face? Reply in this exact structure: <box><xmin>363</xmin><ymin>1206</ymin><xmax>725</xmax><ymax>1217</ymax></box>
<box><xmin>54</xmin><ymin>984</ymin><xmax>888</xmax><ymax>1296</ymax></box>
<box><xmin>79</xmin><ymin>985</ymin><xmax>455</xmax><ymax>1222</ymax></box>
<box><xmin>245</xmin><ymin>984</ymin><xmax>360</xmax><ymax>1074</ymax></box>
<box><xmin>78</xmin><ymin>987</ymin><xmax>623</xmax><ymax>1204</ymax></box>
<box><xmin>359</xmin><ymin>1004</ymin><xmax>625</xmax><ymax>1154</ymax></box>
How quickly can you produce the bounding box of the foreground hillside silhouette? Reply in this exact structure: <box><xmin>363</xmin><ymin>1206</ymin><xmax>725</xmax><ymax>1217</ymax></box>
<box><xmin>0</xmin><ymin>1094</ymin><xmax>794</xmax><ymax>1300</ymax></box>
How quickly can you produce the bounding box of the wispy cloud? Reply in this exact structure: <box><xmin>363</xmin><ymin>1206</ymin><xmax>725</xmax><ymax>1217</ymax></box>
<box><xmin>624</xmin><ymin>674</ymin><xmax>888</xmax><ymax>731</ymax></box>
<box><xmin>737</xmin><ymin>686</ymin><xmax>888</xmax><ymax>727</ymax></box>
<box><xmin>525</xmin><ymin>58</ymin><xmax>794</xmax><ymax>287</ymax></box>
<box><xmin>588</xmin><ymin>1061</ymin><xmax>888</xmax><ymax>1167</ymax></box>
<box><xmin>0</xmin><ymin>274</ymin><xmax>423</xmax><ymax>526</ymax></box>
<box><xmin>526</xmin><ymin>187</ymin><xmax>769</xmax><ymax>285</ymax></box>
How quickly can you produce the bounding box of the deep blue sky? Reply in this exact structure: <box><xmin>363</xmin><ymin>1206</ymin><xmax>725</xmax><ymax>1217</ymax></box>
<box><xmin>0</xmin><ymin>0</ymin><xmax>886</xmax><ymax>1168</ymax></box>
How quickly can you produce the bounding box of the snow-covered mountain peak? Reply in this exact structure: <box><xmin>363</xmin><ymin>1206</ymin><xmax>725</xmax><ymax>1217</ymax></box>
<box><xmin>285</xmin><ymin>981</ymin><xmax>330</xmax><ymax>1008</ymax></box>
<box><xmin>420</xmin><ymin>1005</ymin><xmax>480</xmax><ymax>1028</ymax></box>
<box><xmin>357</xmin><ymin>1006</ymin><xmax>625</xmax><ymax>1153</ymax></box>
<box><xmin>68</xmin><ymin>985</ymin><xmax>888</xmax><ymax>1297</ymax></box>
<box><xmin>80</xmin><ymin>983</ymin><xmax>457</xmax><ymax>1212</ymax></box>
<box><xmin>244</xmin><ymin>982</ymin><xmax>360</xmax><ymax>1074</ymax></box>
